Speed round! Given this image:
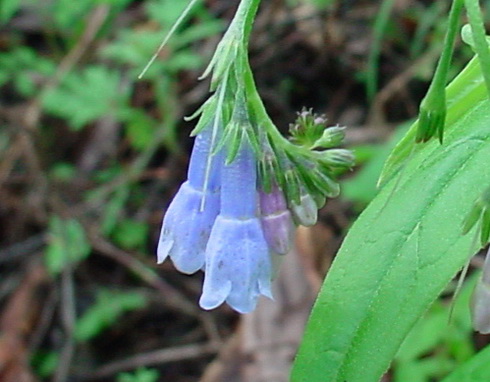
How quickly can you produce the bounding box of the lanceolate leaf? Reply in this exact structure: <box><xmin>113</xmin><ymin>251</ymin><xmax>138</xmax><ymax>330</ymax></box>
<box><xmin>291</xmin><ymin>56</ymin><xmax>490</xmax><ymax>381</ymax></box>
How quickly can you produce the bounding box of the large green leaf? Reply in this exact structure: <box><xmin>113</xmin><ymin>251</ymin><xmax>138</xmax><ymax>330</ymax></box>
<box><xmin>291</xmin><ymin>57</ymin><xmax>490</xmax><ymax>381</ymax></box>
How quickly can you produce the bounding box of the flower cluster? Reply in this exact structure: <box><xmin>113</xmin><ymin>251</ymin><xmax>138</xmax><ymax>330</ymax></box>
<box><xmin>156</xmin><ymin>0</ymin><xmax>353</xmax><ymax>313</ymax></box>
<box><xmin>158</xmin><ymin>108</ymin><xmax>352</xmax><ymax>313</ymax></box>
<box><xmin>158</xmin><ymin>125</ymin><xmax>297</xmax><ymax>313</ymax></box>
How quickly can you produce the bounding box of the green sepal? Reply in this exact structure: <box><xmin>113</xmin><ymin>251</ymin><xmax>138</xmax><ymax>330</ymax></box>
<box><xmin>283</xmin><ymin>168</ymin><xmax>301</xmax><ymax>206</ymax></box>
<box><xmin>225</xmin><ymin>123</ymin><xmax>244</xmax><ymax>164</ymax></box>
<box><xmin>315</xmin><ymin>167</ymin><xmax>341</xmax><ymax>198</ymax></box>
<box><xmin>211</xmin><ymin>119</ymin><xmax>235</xmax><ymax>156</ymax></box>
<box><xmin>188</xmin><ymin>96</ymin><xmax>218</xmax><ymax>137</ymax></box>
<box><xmin>311</xmin><ymin>125</ymin><xmax>346</xmax><ymax>149</ymax></box>
<box><xmin>289</xmin><ymin>108</ymin><xmax>329</xmax><ymax>147</ymax></box>
<box><xmin>244</xmin><ymin>126</ymin><xmax>261</xmax><ymax>155</ymax></box>
<box><xmin>316</xmin><ymin>149</ymin><xmax>355</xmax><ymax>170</ymax></box>
<box><xmin>415</xmin><ymin>100</ymin><xmax>446</xmax><ymax>143</ymax></box>
<box><xmin>295</xmin><ymin>162</ymin><xmax>322</xmax><ymax>197</ymax></box>
<box><xmin>258</xmin><ymin>157</ymin><xmax>272</xmax><ymax>193</ymax></box>
<box><xmin>185</xmin><ymin>94</ymin><xmax>216</xmax><ymax>122</ymax></box>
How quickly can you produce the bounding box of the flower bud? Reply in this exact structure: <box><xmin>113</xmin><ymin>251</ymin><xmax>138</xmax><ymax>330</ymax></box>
<box><xmin>311</xmin><ymin>126</ymin><xmax>346</xmax><ymax>149</ymax></box>
<box><xmin>319</xmin><ymin>149</ymin><xmax>355</xmax><ymax>169</ymax></box>
<box><xmin>259</xmin><ymin>186</ymin><xmax>295</xmax><ymax>255</ymax></box>
<box><xmin>290</xmin><ymin>191</ymin><xmax>318</xmax><ymax>227</ymax></box>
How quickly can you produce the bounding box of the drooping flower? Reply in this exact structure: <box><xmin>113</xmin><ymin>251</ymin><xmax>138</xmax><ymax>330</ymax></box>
<box><xmin>157</xmin><ymin>126</ymin><xmax>221</xmax><ymax>274</ymax></box>
<box><xmin>199</xmin><ymin>138</ymin><xmax>272</xmax><ymax>313</ymax></box>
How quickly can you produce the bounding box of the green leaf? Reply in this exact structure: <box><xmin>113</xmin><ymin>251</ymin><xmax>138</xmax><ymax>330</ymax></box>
<box><xmin>0</xmin><ymin>0</ymin><xmax>21</xmax><ymax>23</ymax></box>
<box><xmin>342</xmin><ymin>125</ymin><xmax>409</xmax><ymax>206</ymax></box>
<box><xmin>441</xmin><ymin>345</ymin><xmax>490</xmax><ymax>382</ymax></box>
<box><xmin>112</xmin><ymin>219</ymin><xmax>149</xmax><ymax>250</ymax></box>
<box><xmin>0</xmin><ymin>47</ymin><xmax>55</xmax><ymax>96</ymax></box>
<box><xmin>45</xmin><ymin>216</ymin><xmax>91</xmax><ymax>275</ymax></box>
<box><xmin>75</xmin><ymin>289</ymin><xmax>147</xmax><ymax>342</ymax></box>
<box><xmin>101</xmin><ymin>186</ymin><xmax>130</xmax><ymax>235</ymax></box>
<box><xmin>291</xmin><ymin>57</ymin><xmax>490</xmax><ymax>381</ymax></box>
<box><xmin>31</xmin><ymin>351</ymin><xmax>59</xmax><ymax>378</ymax></box>
<box><xmin>123</xmin><ymin>110</ymin><xmax>157</xmax><ymax>151</ymax></box>
<box><xmin>117</xmin><ymin>368</ymin><xmax>160</xmax><ymax>382</ymax></box>
<box><xmin>41</xmin><ymin>66</ymin><xmax>127</xmax><ymax>130</ymax></box>
<box><xmin>393</xmin><ymin>273</ymin><xmax>476</xmax><ymax>381</ymax></box>
<box><xmin>52</xmin><ymin>0</ymin><xmax>94</xmax><ymax>31</ymax></box>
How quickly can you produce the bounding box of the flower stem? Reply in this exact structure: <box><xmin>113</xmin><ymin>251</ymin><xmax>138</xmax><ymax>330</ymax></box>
<box><xmin>464</xmin><ymin>0</ymin><xmax>490</xmax><ymax>99</ymax></box>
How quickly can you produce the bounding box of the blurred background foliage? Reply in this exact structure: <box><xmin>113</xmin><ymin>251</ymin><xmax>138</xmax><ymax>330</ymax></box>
<box><xmin>0</xmin><ymin>0</ymin><xmax>489</xmax><ymax>381</ymax></box>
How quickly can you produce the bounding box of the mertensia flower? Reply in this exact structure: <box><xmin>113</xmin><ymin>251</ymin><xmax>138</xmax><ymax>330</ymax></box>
<box><xmin>200</xmin><ymin>138</ymin><xmax>273</xmax><ymax>313</ymax></box>
<box><xmin>155</xmin><ymin>0</ymin><xmax>353</xmax><ymax>313</ymax></box>
<box><xmin>157</xmin><ymin>126</ymin><xmax>221</xmax><ymax>274</ymax></box>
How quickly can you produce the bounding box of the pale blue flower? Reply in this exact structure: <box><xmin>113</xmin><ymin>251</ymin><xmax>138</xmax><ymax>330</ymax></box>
<box><xmin>200</xmin><ymin>139</ymin><xmax>272</xmax><ymax>313</ymax></box>
<box><xmin>157</xmin><ymin>127</ymin><xmax>221</xmax><ymax>274</ymax></box>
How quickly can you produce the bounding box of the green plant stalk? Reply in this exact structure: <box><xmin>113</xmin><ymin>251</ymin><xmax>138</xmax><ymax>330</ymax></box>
<box><xmin>366</xmin><ymin>0</ymin><xmax>396</xmax><ymax>101</ymax></box>
<box><xmin>429</xmin><ymin>0</ymin><xmax>464</xmax><ymax>91</ymax></box>
<box><xmin>379</xmin><ymin>55</ymin><xmax>486</xmax><ymax>187</ymax></box>
<box><xmin>416</xmin><ymin>0</ymin><xmax>464</xmax><ymax>143</ymax></box>
<box><xmin>242</xmin><ymin>59</ymin><xmax>307</xmax><ymax>158</ymax></box>
<box><xmin>464</xmin><ymin>0</ymin><xmax>490</xmax><ymax>99</ymax></box>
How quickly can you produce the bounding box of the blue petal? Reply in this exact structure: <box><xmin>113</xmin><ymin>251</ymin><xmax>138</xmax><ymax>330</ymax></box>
<box><xmin>220</xmin><ymin>139</ymin><xmax>257</xmax><ymax>219</ymax></box>
<box><xmin>157</xmin><ymin>181</ymin><xmax>220</xmax><ymax>274</ymax></box>
<box><xmin>188</xmin><ymin>126</ymin><xmax>221</xmax><ymax>191</ymax></box>
<box><xmin>199</xmin><ymin>216</ymin><xmax>272</xmax><ymax>313</ymax></box>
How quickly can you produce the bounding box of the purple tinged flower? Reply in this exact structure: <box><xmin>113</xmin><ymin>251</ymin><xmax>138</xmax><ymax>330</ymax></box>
<box><xmin>259</xmin><ymin>185</ymin><xmax>295</xmax><ymax>255</ymax></box>
<box><xmin>157</xmin><ymin>127</ymin><xmax>221</xmax><ymax>274</ymax></box>
<box><xmin>200</xmin><ymin>139</ymin><xmax>272</xmax><ymax>313</ymax></box>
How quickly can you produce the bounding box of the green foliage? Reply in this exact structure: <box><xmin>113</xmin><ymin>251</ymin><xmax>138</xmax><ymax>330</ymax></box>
<box><xmin>50</xmin><ymin>162</ymin><xmax>78</xmax><ymax>181</ymax></box>
<box><xmin>0</xmin><ymin>0</ymin><xmax>21</xmax><ymax>23</ymax></box>
<box><xmin>45</xmin><ymin>215</ymin><xmax>91</xmax><ymax>275</ymax></box>
<box><xmin>441</xmin><ymin>343</ymin><xmax>490</xmax><ymax>382</ymax></box>
<box><xmin>393</xmin><ymin>274</ymin><xmax>476</xmax><ymax>381</ymax></box>
<box><xmin>365</xmin><ymin>0</ymin><xmax>397</xmax><ymax>100</ymax></box>
<box><xmin>112</xmin><ymin>219</ymin><xmax>149</xmax><ymax>250</ymax></box>
<box><xmin>103</xmin><ymin>1</ymin><xmax>222</xmax><ymax>79</ymax></box>
<box><xmin>42</xmin><ymin>66</ymin><xmax>129</xmax><ymax>130</ymax></box>
<box><xmin>117</xmin><ymin>368</ymin><xmax>160</xmax><ymax>382</ymax></box>
<box><xmin>75</xmin><ymin>289</ymin><xmax>147</xmax><ymax>342</ymax></box>
<box><xmin>123</xmin><ymin>110</ymin><xmax>158</xmax><ymax>151</ymax></box>
<box><xmin>342</xmin><ymin>124</ymin><xmax>410</xmax><ymax>207</ymax></box>
<box><xmin>31</xmin><ymin>351</ymin><xmax>59</xmax><ymax>378</ymax></box>
<box><xmin>292</xmin><ymin>55</ymin><xmax>490</xmax><ymax>381</ymax></box>
<box><xmin>0</xmin><ymin>47</ymin><xmax>55</xmax><ymax>96</ymax></box>
<box><xmin>100</xmin><ymin>185</ymin><xmax>130</xmax><ymax>235</ymax></box>
<box><xmin>50</xmin><ymin>0</ymin><xmax>131</xmax><ymax>32</ymax></box>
